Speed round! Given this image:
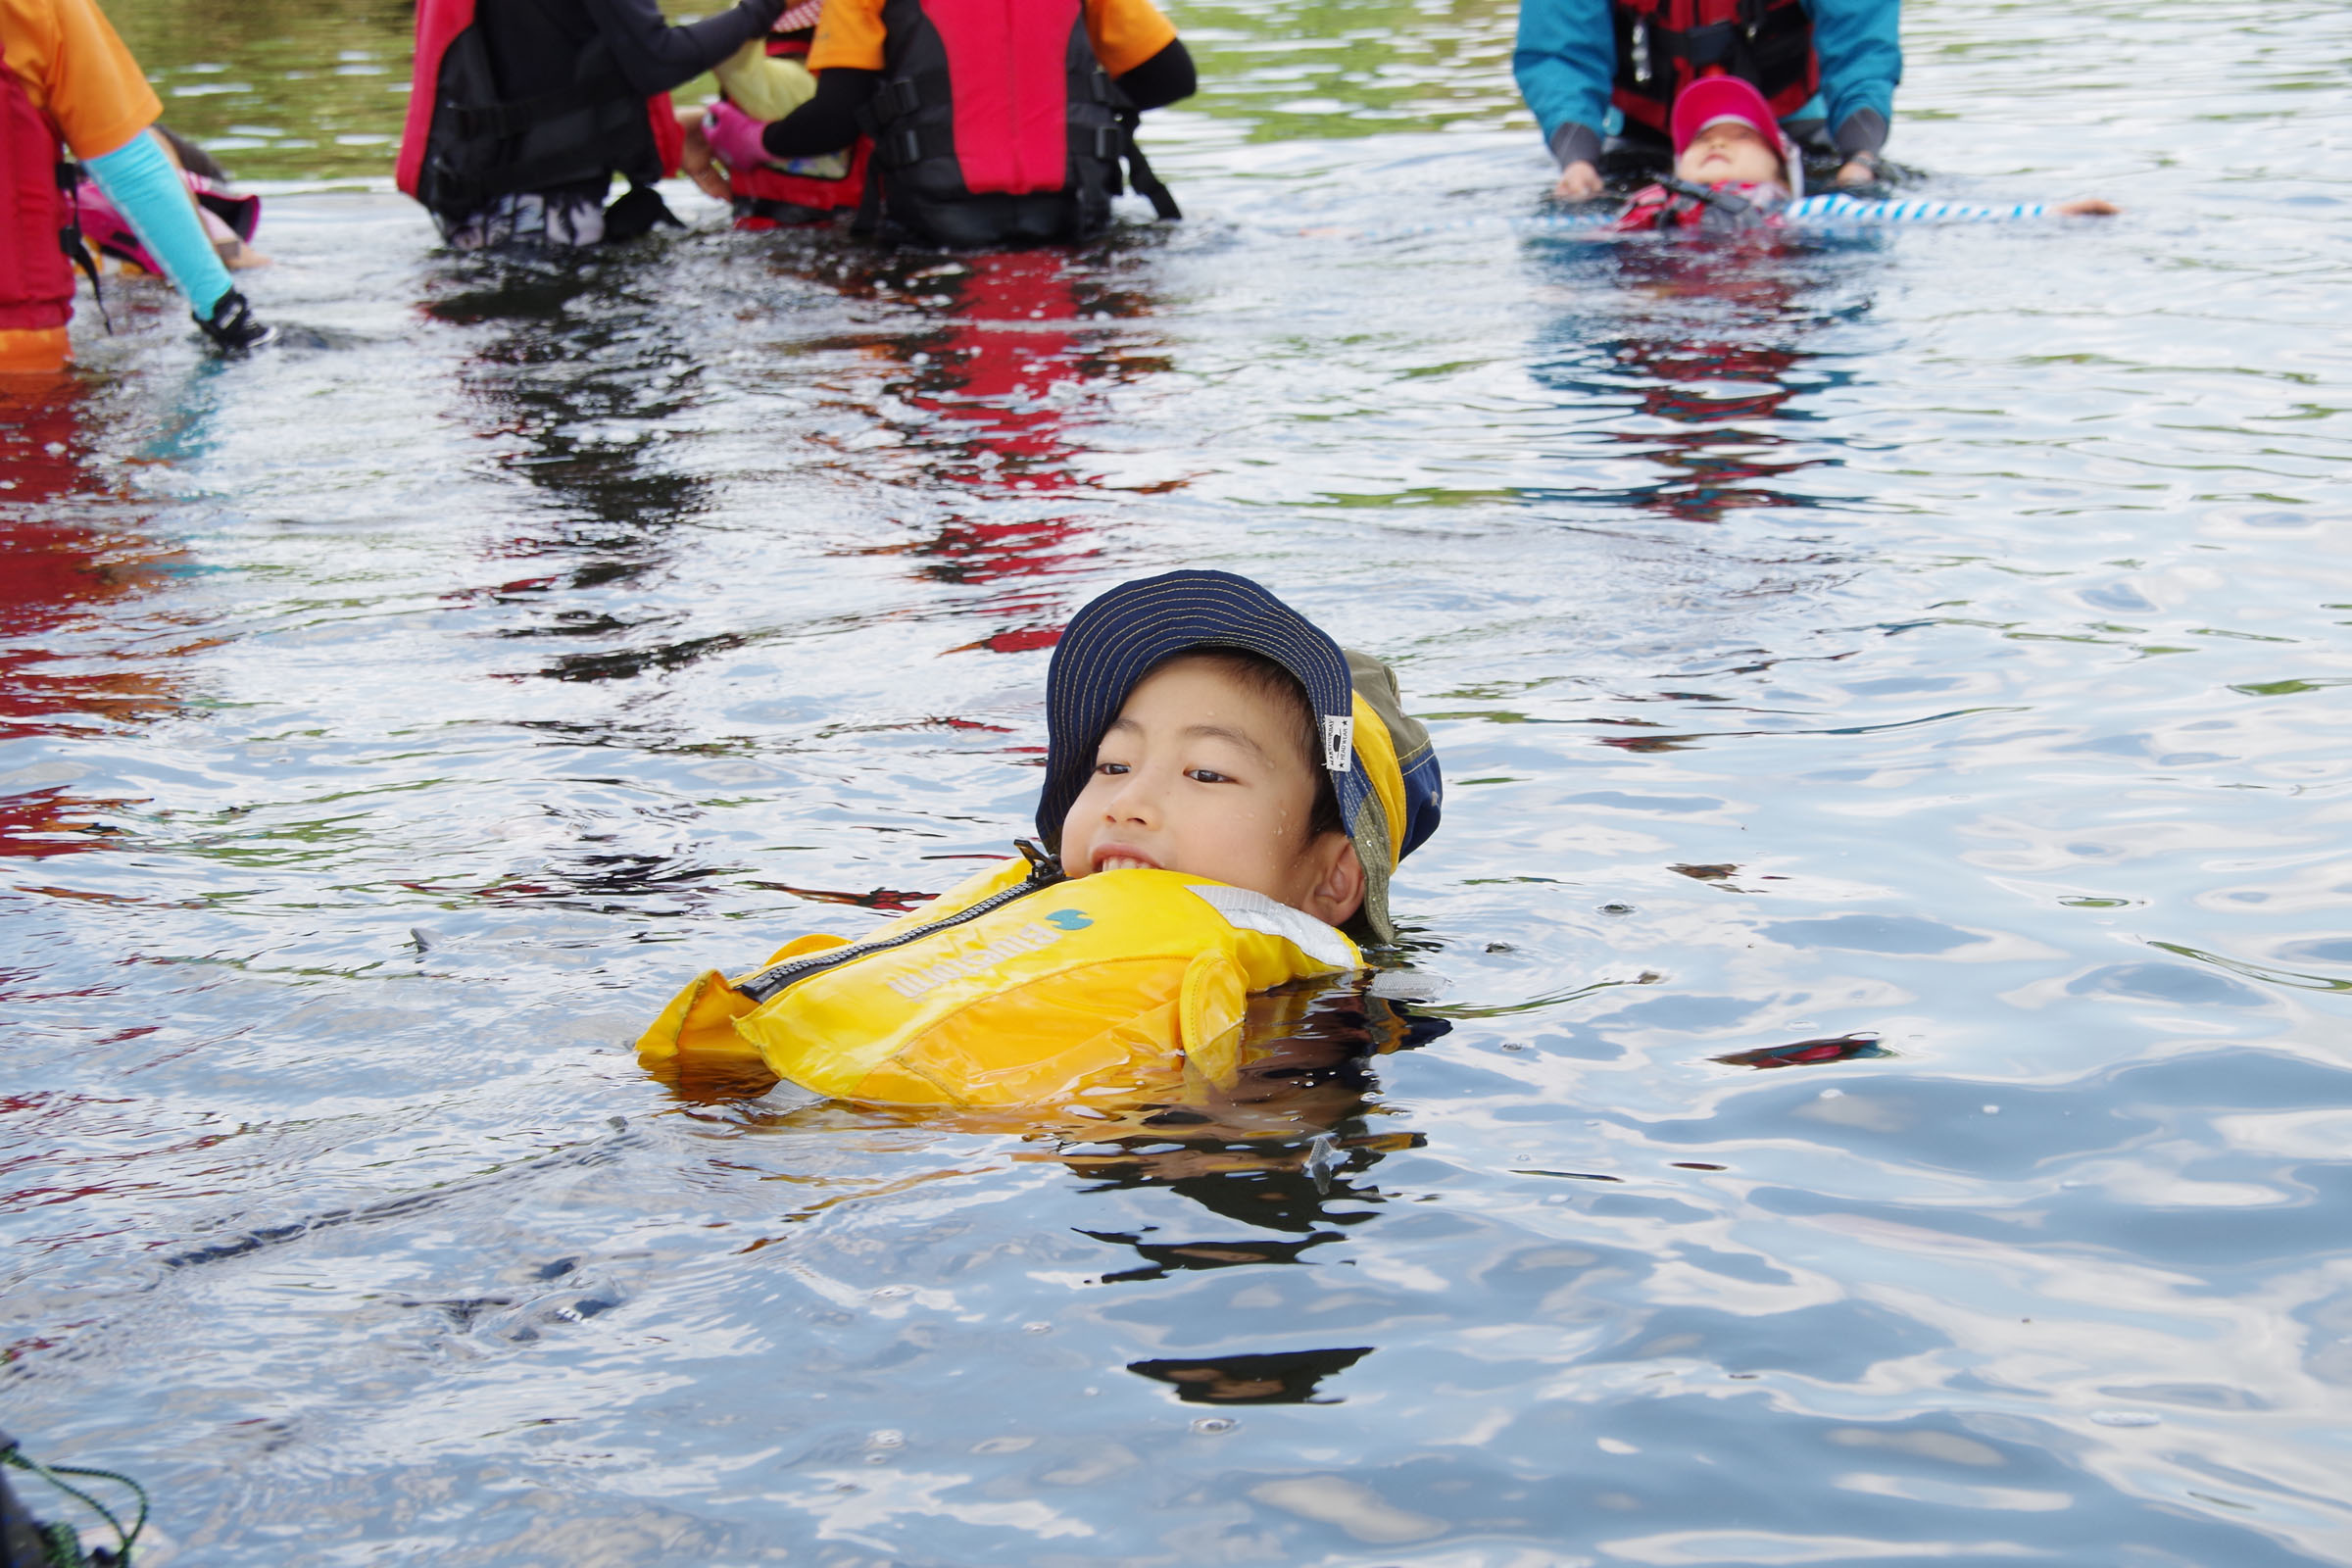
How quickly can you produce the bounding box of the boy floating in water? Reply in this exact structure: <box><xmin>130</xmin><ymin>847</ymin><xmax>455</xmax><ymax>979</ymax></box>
<box><xmin>638</xmin><ymin>570</ymin><xmax>1443</xmax><ymax>1108</ymax></box>
<box><xmin>1611</xmin><ymin>75</ymin><xmax>2118</xmax><ymax>232</ymax></box>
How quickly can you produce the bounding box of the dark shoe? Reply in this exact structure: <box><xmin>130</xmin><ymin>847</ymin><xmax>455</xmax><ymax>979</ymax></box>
<box><xmin>195</xmin><ymin>288</ymin><xmax>274</xmax><ymax>354</ymax></box>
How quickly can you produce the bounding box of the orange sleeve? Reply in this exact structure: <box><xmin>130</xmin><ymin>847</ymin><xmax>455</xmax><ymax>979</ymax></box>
<box><xmin>806</xmin><ymin>0</ymin><xmax>888</xmax><ymax>73</ymax></box>
<box><xmin>1085</xmin><ymin>0</ymin><xmax>1176</xmax><ymax>78</ymax></box>
<box><xmin>4</xmin><ymin>0</ymin><xmax>160</xmax><ymax>160</ymax></box>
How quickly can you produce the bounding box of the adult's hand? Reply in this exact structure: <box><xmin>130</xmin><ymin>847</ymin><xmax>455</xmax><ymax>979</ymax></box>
<box><xmin>1552</xmin><ymin>160</ymin><xmax>1603</xmax><ymax>201</ymax></box>
<box><xmin>1834</xmin><ymin>155</ymin><xmax>1879</xmax><ymax>187</ymax></box>
<box><xmin>677</xmin><ymin>106</ymin><xmax>733</xmax><ymax>201</ymax></box>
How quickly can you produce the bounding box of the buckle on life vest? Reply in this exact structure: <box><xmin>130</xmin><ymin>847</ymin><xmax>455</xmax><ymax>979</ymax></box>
<box><xmin>447</xmin><ymin>99</ymin><xmax>527</xmax><ymax>141</ymax></box>
<box><xmin>445</xmin><ymin>75</ymin><xmax>604</xmax><ymax>143</ymax></box>
<box><xmin>1656</xmin><ymin>173</ymin><xmax>1757</xmax><ymax>222</ymax></box>
<box><xmin>1679</xmin><ymin>21</ymin><xmax>1740</xmax><ymax>72</ymax></box>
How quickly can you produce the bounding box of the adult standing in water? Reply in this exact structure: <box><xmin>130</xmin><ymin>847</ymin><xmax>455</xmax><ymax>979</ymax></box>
<box><xmin>1515</xmin><ymin>0</ymin><xmax>1900</xmax><ymax>200</ymax></box>
<box><xmin>699</xmin><ymin>0</ymin><xmax>1196</xmax><ymax>247</ymax></box>
<box><xmin>399</xmin><ymin>0</ymin><xmax>787</xmax><ymax>251</ymax></box>
<box><xmin>0</xmin><ymin>0</ymin><xmax>269</xmax><ymax>371</ymax></box>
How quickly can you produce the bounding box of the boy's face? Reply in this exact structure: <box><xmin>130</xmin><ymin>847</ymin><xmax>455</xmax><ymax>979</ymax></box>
<box><xmin>1059</xmin><ymin>656</ymin><xmax>1364</xmax><ymax>927</ymax></box>
<box><xmin>1676</xmin><ymin>120</ymin><xmax>1785</xmax><ymax>188</ymax></box>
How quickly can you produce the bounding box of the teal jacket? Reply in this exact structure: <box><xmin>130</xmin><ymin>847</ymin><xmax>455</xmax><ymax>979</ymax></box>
<box><xmin>1513</xmin><ymin>0</ymin><xmax>1901</xmax><ymax>168</ymax></box>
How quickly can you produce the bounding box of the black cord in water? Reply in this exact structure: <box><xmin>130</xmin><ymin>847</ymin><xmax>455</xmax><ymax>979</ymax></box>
<box><xmin>0</xmin><ymin>1436</ymin><xmax>148</xmax><ymax>1567</ymax></box>
<box><xmin>1653</xmin><ymin>173</ymin><xmax>1755</xmax><ymax>220</ymax></box>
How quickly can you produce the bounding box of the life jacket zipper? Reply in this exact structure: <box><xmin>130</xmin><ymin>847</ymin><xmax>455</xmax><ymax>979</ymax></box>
<box><xmin>735</xmin><ymin>839</ymin><xmax>1066</xmax><ymax>1004</ymax></box>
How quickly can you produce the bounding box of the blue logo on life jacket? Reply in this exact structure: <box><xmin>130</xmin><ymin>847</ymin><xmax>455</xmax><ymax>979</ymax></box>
<box><xmin>1045</xmin><ymin>909</ymin><xmax>1093</xmax><ymax>931</ymax></box>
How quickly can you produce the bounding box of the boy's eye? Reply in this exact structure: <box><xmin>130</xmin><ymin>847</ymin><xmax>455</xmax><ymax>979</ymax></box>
<box><xmin>1186</xmin><ymin>767</ymin><xmax>1233</xmax><ymax>785</ymax></box>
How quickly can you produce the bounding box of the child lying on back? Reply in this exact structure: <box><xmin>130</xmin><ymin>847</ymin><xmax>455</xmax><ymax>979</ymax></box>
<box><xmin>637</xmin><ymin>570</ymin><xmax>1444</xmax><ymax>1108</ymax></box>
<box><xmin>674</xmin><ymin>0</ymin><xmax>852</xmax><ymax>205</ymax></box>
<box><xmin>1608</xmin><ymin>76</ymin><xmax>2118</xmax><ymax>232</ymax></box>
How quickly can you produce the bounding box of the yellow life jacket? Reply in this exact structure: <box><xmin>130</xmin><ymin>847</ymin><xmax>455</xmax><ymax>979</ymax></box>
<box><xmin>636</xmin><ymin>854</ymin><xmax>1363</xmax><ymax>1107</ymax></box>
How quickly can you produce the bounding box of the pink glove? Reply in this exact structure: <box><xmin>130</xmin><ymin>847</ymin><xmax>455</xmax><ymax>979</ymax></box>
<box><xmin>702</xmin><ymin>100</ymin><xmax>776</xmax><ymax>173</ymax></box>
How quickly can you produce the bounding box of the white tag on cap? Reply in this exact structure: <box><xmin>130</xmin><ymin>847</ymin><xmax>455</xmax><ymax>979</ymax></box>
<box><xmin>1321</xmin><ymin>713</ymin><xmax>1353</xmax><ymax>774</ymax></box>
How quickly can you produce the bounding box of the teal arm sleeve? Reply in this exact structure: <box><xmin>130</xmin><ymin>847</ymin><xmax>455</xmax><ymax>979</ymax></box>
<box><xmin>1513</xmin><ymin>0</ymin><xmax>1614</xmax><ymax>155</ymax></box>
<box><xmin>83</xmin><ymin>131</ymin><xmax>233</xmax><ymax>318</ymax></box>
<box><xmin>1808</xmin><ymin>0</ymin><xmax>1902</xmax><ymax>148</ymax></box>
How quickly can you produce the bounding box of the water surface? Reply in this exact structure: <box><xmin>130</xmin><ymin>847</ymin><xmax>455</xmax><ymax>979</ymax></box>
<box><xmin>6</xmin><ymin>0</ymin><xmax>2352</xmax><ymax>1562</ymax></box>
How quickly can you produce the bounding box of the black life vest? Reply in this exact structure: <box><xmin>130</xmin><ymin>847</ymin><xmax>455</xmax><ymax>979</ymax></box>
<box><xmin>1610</xmin><ymin>0</ymin><xmax>1820</xmax><ymax>138</ymax></box>
<box><xmin>727</xmin><ymin>29</ymin><xmax>871</xmax><ymax>227</ymax></box>
<box><xmin>859</xmin><ymin>0</ymin><xmax>1177</xmax><ymax>248</ymax></box>
<box><xmin>0</xmin><ymin>42</ymin><xmax>80</xmax><ymax>332</ymax></box>
<box><xmin>396</xmin><ymin>0</ymin><xmax>684</xmax><ymax>220</ymax></box>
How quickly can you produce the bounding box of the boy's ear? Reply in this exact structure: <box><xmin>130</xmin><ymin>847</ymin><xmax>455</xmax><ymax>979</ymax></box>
<box><xmin>1297</xmin><ymin>832</ymin><xmax>1366</xmax><ymax>929</ymax></box>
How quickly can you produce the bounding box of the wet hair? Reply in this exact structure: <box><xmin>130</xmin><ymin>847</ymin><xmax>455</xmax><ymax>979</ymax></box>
<box><xmin>1145</xmin><ymin>646</ymin><xmax>1346</xmax><ymax>842</ymax></box>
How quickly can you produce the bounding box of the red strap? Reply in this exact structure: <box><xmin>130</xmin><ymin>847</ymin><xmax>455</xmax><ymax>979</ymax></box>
<box><xmin>647</xmin><ymin>91</ymin><xmax>684</xmax><ymax>177</ymax></box>
<box><xmin>397</xmin><ymin>0</ymin><xmax>476</xmax><ymax>197</ymax></box>
<box><xmin>1612</xmin><ymin>185</ymin><xmax>1674</xmax><ymax>232</ymax></box>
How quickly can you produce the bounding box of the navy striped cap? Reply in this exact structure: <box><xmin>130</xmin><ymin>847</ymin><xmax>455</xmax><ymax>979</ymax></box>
<box><xmin>1036</xmin><ymin>570</ymin><xmax>1442</xmax><ymax>944</ymax></box>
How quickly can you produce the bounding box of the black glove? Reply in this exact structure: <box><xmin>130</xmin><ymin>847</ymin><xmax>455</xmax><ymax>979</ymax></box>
<box><xmin>195</xmin><ymin>288</ymin><xmax>273</xmax><ymax>354</ymax></box>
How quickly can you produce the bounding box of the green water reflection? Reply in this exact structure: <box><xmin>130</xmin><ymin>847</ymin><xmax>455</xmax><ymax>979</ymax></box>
<box><xmin>106</xmin><ymin>0</ymin><xmax>1529</xmax><ymax>183</ymax></box>
<box><xmin>1170</xmin><ymin>0</ymin><xmax>1522</xmax><ymax>140</ymax></box>
<box><xmin>108</xmin><ymin>0</ymin><xmax>413</xmax><ymax>180</ymax></box>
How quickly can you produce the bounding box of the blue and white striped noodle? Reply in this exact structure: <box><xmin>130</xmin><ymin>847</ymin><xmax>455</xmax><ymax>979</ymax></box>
<box><xmin>1786</xmin><ymin>192</ymin><xmax>2053</xmax><ymax>222</ymax></box>
<box><xmin>1313</xmin><ymin>193</ymin><xmax>2068</xmax><ymax>245</ymax></box>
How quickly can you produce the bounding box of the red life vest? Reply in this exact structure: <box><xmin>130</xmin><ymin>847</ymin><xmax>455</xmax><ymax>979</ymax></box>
<box><xmin>731</xmin><ymin>139</ymin><xmax>870</xmax><ymax>224</ymax></box>
<box><xmin>865</xmin><ymin>0</ymin><xmax>1160</xmax><ymax>247</ymax></box>
<box><xmin>1610</xmin><ymin>0</ymin><xmax>1819</xmax><ymax>138</ymax></box>
<box><xmin>1613</xmin><ymin>178</ymin><xmax>1784</xmax><ymax>232</ymax></box>
<box><xmin>0</xmin><ymin>42</ymin><xmax>74</xmax><ymax>332</ymax></box>
<box><xmin>396</xmin><ymin>0</ymin><xmax>684</xmax><ymax>219</ymax></box>
<box><xmin>726</xmin><ymin>30</ymin><xmax>869</xmax><ymax>226</ymax></box>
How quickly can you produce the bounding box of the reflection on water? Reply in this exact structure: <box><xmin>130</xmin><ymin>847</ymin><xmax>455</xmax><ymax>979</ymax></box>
<box><xmin>1178</xmin><ymin>0</ymin><xmax>1522</xmax><ymax>141</ymax></box>
<box><xmin>1527</xmin><ymin>237</ymin><xmax>1872</xmax><ymax>525</ymax></box>
<box><xmin>0</xmin><ymin>377</ymin><xmax>187</xmax><ymax>862</ymax></box>
<box><xmin>848</xmin><ymin>246</ymin><xmax>1171</xmax><ymax>652</ymax></box>
<box><xmin>108</xmin><ymin>0</ymin><xmax>416</xmax><ymax>181</ymax></box>
<box><xmin>431</xmin><ymin>262</ymin><xmax>718</xmax><ymax>685</ymax></box>
<box><xmin>1130</xmin><ymin>1344</ymin><xmax>1372</xmax><ymax>1403</ymax></box>
<box><xmin>7</xmin><ymin>0</ymin><xmax>2352</xmax><ymax>1562</ymax></box>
